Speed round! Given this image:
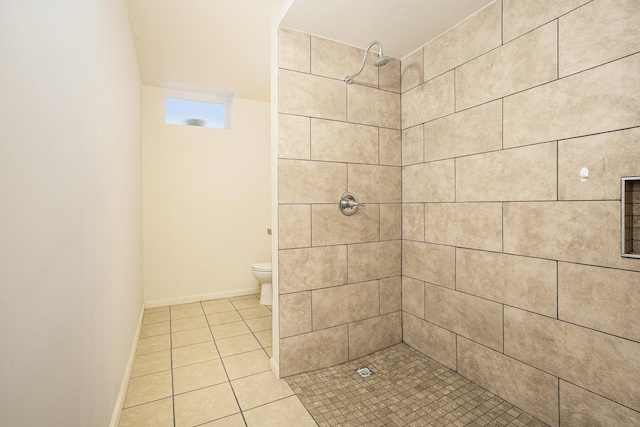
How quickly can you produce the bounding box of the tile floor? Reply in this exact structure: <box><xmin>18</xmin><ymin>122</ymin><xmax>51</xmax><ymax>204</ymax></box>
<box><xmin>286</xmin><ymin>344</ymin><xmax>548</xmax><ymax>427</ymax></box>
<box><xmin>118</xmin><ymin>294</ymin><xmax>317</xmax><ymax>427</ymax></box>
<box><xmin>120</xmin><ymin>295</ymin><xmax>547</xmax><ymax>426</ymax></box>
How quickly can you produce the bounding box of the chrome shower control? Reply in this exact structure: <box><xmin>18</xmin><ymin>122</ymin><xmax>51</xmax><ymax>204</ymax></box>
<box><xmin>339</xmin><ymin>192</ymin><xmax>364</xmax><ymax>216</ymax></box>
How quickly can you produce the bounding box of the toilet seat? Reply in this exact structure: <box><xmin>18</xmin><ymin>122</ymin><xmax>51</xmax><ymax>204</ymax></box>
<box><xmin>251</xmin><ymin>262</ymin><xmax>271</xmax><ymax>272</ymax></box>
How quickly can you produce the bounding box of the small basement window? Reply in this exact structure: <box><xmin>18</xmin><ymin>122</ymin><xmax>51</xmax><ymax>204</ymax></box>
<box><xmin>622</xmin><ymin>177</ymin><xmax>640</xmax><ymax>259</ymax></box>
<box><xmin>164</xmin><ymin>84</ymin><xmax>233</xmax><ymax>129</ymax></box>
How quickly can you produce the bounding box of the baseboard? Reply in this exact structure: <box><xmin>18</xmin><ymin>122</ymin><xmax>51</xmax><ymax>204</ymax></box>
<box><xmin>144</xmin><ymin>286</ymin><xmax>261</xmax><ymax>309</ymax></box>
<box><xmin>109</xmin><ymin>304</ymin><xmax>144</xmax><ymax>427</ymax></box>
<box><xmin>270</xmin><ymin>356</ymin><xmax>280</xmax><ymax>379</ymax></box>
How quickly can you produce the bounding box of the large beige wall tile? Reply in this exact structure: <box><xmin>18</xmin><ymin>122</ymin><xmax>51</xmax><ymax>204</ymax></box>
<box><xmin>380</xmin><ymin>276</ymin><xmax>401</xmax><ymax>314</ymax></box>
<box><xmin>379</xmin><ymin>57</ymin><xmax>401</xmax><ymax>93</ymax></box>
<box><xmin>279</xmin><ymin>246</ymin><xmax>347</xmax><ymax>293</ymax></box>
<box><xmin>348</xmin><ymin>240</ymin><xmax>401</xmax><ymax>283</ymax></box>
<box><xmin>558</xmin><ymin>262</ymin><xmax>640</xmax><ymax>342</ymax></box>
<box><xmin>347</xmin><ymin>84</ymin><xmax>400</xmax><ymax>129</ymax></box>
<box><xmin>278</xmin><ymin>69</ymin><xmax>346</xmax><ymax>120</ymax></box>
<box><xmin>423</xmin><ymin>1</ymin><xmax>502</xmax><ymax>81</ymax></box>
<box><xmin>456</xmin><ymin>142</ymin><xmax>558</xmax><ymax>201</ymax></box>
<box><xmin>380</xmin><ymin>203</ymin><xmax>401</xmax><ymax>241</ymax></box>
<box><xmin>425</xmin><ymin>203</ymin><xmax>502</xmax><ymax>251</ymax></box>
<box><xmin>278</xmin><ymin>160</ymin><xmax>346</xmax><ymax>203</ymax></box>
<box><xmin>503</xmin><ymin>201</ymin><xmax>640</xmax><ymax>271</ymax></box>
<box><xmin>559</xmin><ymin>0</ymin><xmax>640</xmax><ymax>77</ymax></box>
<box><xmin>560</xmin><ymin>381</ymin><xmax>640</xmax><ymax>427</ymax></box>
<box><xmin>311</xmin><ymin>36</ymin><xmax>377</xmax><ymax>85</ymax></box>
<box><xmin>348</xmin><ymin>164</ymin><xmax>401</xmax><ymax>203</ymax></box>
<box><xmin>379</xmin><ymin>128</ymin><xmax>401</xmax><ymax>166</ymax></box>
<box><xmin>504</xmin><ymin>306</ymin><xmax>640</xmax><ymax>411</ymax></box>
<box><xmin>558</xmin><ymin>128</ymin><xmax>640</xmax><ymax>201</ymax></box>
<box><xmin>457</xmin><ymin>249</ymin><xmax>557</xmax><ymax>317</ymax></box>
<box><xmin>278</xmin><ymin>114</ymin><xmax>310</xmax><ymax>160</ymax></box>
<box><xmin>402</xmin><ymin>241</ymin><xmax>455</xmax><ymax>288</ymax></box>
<box><xmin>425</xmin><ymin>284</ymin><xmax>504</xmax><ymax>351</ymax></box>
<box><xmin>311</xmin><ymin>204</ymin><xmax>379</xmax><ymax>246</ymax></box>
<box><xmin>278</xmin><ymin>205</ymin><xmax>311</xmax><ymax>249</ymax></box>
<box><xmin>279</xmin><ymin>292</ymin><xmax>311</xmax><ymax>338</ymax></box>
<box><xmin>310</xmin><ymin>119</ymin><xmax>378</xmax><ymax>164</ymax></box>
<box><xmin>402</xmin><ymin>161</ymin><xmax>455</xmax><ymax>203</ymax></box>
<box><xmin>278</xmin><ymin>28</ymin><xmax>310</xmax><ymax>73</ymax></box>
<box><xmin>403</xmin><ymin>313</ymin><xmax>456</xmax><ymax>370</ymax></box>
<box><xmin>402</xmin><ymin>125</ymin><xmax>424</xmax><ymax>165</ymax></box>
<box><xmin>402</xmin><ymin>71</ymin><xmax>454</xmax><ymax>129</ymax></box>
<box><xmin>458</xmin><ymin>337</ymin><xmax>559</xmax><ymax>427</ymax></box>
<box><xmin>401</xmin><ymin>48</ymin><xmax>423</xmax><ymax>93</ymax></box>
<box><xmin>424</xmin><ymin>100</ymin><xmax>502</xmax><ymax>162</ymax></box>
<box><xmin>312</xmin><ymin>281</ymin><xmax>380</xmax><ymax>330</ymax></box>
<box><xmin>402</xmin><ymin>276</ymin><xmax>424</xmax><ymax>318</ymax></box>
<box><xmin>279</xmin><ymin>326</ymin><xmax>348</xmax><ymax>376</ymax></box>
<box><xmin>348</xmin><ymin>312</ymin><xmax>402</xmax><ymax>359</ymax></box>
<box><xmin>402</xmin><ymin>203</ymin><xmax>424</xmax><ymax>241</ymax></box>
<box><xmin>503</xmin><ymin>0</ymin><xmax>589</xmax><ymax>42</ymax></box>
<box><xmin>456</xmin><ymin>22</ymin><xmax>558</xmax><ymax>110</ymax></box>
<box><xmin>503</xmin><ymin>53</ymin><xmax>640</xmax><ymax>148</ymax></box>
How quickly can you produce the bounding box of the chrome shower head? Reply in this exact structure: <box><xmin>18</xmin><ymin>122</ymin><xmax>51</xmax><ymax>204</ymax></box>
<box><xmin>344</xmin><ymin>40</ymin><xmax>389</xmax><ymax>84</ymax></box>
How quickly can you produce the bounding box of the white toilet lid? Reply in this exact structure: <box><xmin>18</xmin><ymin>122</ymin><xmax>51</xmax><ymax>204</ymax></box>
<box><xmin>251</xmin><ymin>262</ymin><xmax>271</xmax><ymax>271</ymax></box>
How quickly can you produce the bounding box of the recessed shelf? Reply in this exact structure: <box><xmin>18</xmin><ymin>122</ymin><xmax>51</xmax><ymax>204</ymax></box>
<box><xmin>621</xmin><ymin>177</ymin><xmax>640</xmax><ymax>259</ymax></box>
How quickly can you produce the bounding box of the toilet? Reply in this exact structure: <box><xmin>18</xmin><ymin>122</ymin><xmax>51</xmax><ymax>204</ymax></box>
<box><xmin>250</xmin><ymin>262</ymin><xmax>272</xmax><ymax>305</ymax></box>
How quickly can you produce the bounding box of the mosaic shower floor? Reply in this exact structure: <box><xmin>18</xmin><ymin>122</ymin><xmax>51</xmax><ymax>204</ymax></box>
<box><xmin>286</xmin><ymin>343</ymin><xmax>548</xmax><ymax>427</ymax></box>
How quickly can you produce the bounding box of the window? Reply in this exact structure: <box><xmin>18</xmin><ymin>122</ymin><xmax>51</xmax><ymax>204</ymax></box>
<box><xmin>163</xmin><ymin>83</ymin><xmax>233</xmax><ymax>129</ymax></box>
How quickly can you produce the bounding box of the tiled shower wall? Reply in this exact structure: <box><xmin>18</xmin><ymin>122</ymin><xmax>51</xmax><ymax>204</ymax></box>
<box><xmin>277</xmin><ymin>29</ymin><xmax>403</xmax><ymax>377</ymax></box>
<box><xmin>401</xmin><ymin>1</ymin><xmax>640</xmax><ymax>426</ymax></box>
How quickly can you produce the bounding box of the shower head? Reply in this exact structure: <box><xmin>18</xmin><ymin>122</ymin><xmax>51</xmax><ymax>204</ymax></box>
<box><xmin>344</xmin><ymin>40</ymin><xmax>389</xmax><ymax>84</ymax></box>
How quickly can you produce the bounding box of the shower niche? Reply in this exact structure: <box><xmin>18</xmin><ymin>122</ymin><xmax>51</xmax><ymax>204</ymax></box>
<box><xmin>622</xmin><ymin>177</ymin><xmax>640</xmax><ymax>258</ymax></box>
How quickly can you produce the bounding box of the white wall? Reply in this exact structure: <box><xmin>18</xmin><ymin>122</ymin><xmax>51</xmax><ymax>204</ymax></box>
<box><xmin>0</xmin><ymin>1</ymin><xmax>142</xmax><ymax>426</ymax></box>
<box><xmin>142</xmin><ymin>85</ymin><xmax>271</xmax><ymax>305</ymax></box>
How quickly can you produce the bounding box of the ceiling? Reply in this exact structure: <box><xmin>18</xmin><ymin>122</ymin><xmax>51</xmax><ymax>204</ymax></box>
<box><xmin>126</xmin><ymin>0</ymin><xmax>494</xmax><ymax>102</ymax></box>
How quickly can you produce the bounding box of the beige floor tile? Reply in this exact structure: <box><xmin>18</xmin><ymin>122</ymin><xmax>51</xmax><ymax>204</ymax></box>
<box><xmin>231</xmin><ymin>371</ymin><xmax>294</xmax><ymax>410</ymax></box>
<box><xmin>238</xmin><ymin>306</ymin><xmax>272</xmax><ymax>320</ymax></box>
<box><xmin>174</xmin><ymin>383</ymin><xmax>240</xmax><ymax>427</ymax></box>
<box><xmin>253</xmin><ymin>330</ymin><xmax>272</xmax><ymax>348</ymax></box>
<box><xmin>171</xmin><ymin>315</ymin><xmax>208</xmax><ymax>332</ymax></box>
<box><xmin>222</xmin><ymin>349</ymin><xmax>271</xmax><ymax>380</ymax></box>
<box><xmin>172</xmin><ymin>341</ymin><xmax>219</xmax><ymax>368</ymax></box>
<box><xmin>264</xmin><ymin>347</ymin><xmax>273</xmax><ymax>358</ymax></box>
<box><xmin>144</xmin><ymin>306</ymin><xmax>170</xmax><ymax>314</ymax></box>
<box><xmin>216</xmin><ymin>333</ymin><xmax>261</xmax><ymax>357</ymax></box>
<box><xmin>173</xmin><ymin>359</ymin><xmax>228</xmax><ymax>394</ymax></box>
<box><xmin>243</xmin><ymin>396</ymin><xmax>317</xmax><ymax>427</ymax></box>
<box><xmin>172</xmin><ymin>327</ymin><xmax>213</xmax><ymax>348</ymax></box>
<box><xmin>199</xmin><ymin>413</ymin><xmax>246</xmax><ymax>427</ymax></box>
<box><xmin>136</xmin><ymin>334</ymin><xmax>170</xmax><ymax>355</ymax></box>
<box><xmin>211</xmin><ymin>321</ymin><xmax>252</xmax><ymax>340</ymax></box>
<box><xmin>118</xmin><ymin>397</ymin><xmax>173</xmax><ymax>427</ymax></box>
<box><xmin>230</xmin><ymin>294</ymin><xmax>257</xmax><ymax>302</ymax></box>
<box><xmin>245</xmin><ymin>316</ymin><xmax>272</xmax><ymax>332</ymax></box>
<box><xmin>203</xmin><ymin>302</ymin><xmax>237</xmax><ymax>314</ymax></box>
<box><xmin>123</xmin><ymin>370</ymin><xmax>172</xmax><ymax>408</ymax></box>
<box><xmin>201</xmin><ymin>298</ymin><xmax>231</xmax><ymax>305</ymax></box>
<box><xmin>143</xmin><ymin>311</ymin><xmax>171</xmax><ymax>324</ymax></box>
<box><xmin>171</xmin><ymin>302</ymin><xmax>202</xmax><ymax>311</ymax></box>
<box><xmin>131</xmin><ymin>350</ymin><xmax>171</xmax><ymax>378</ymax></box>
<box><xmin>170</xmin><ymin>306</ymin><xmax>205</xmax><ymax>320</ymax></box>
<box><xmin>139</xmin><ymin>321</ymin><xmax>170</xmax><ymax>338</ymax></box>
<box><xmin>231</xmin><ymin>298</ymin><xmax>262</xmax><ymax>310</ymax></box>
<box><xmin>206</xmin><ymin>311</ymin><xmax>243</xmax><ymax>326</ymax></box>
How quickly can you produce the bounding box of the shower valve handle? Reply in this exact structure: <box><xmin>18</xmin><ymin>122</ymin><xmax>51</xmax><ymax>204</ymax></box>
<box><xmin>339</xmin><ymin>192</ymin><xmax>364</xmax><ymax>216</ymax></box>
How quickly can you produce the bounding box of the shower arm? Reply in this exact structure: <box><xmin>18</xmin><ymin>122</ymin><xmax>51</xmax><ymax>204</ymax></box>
<box><xmin>344</xmin><ymin>41</ymin><xmax>384</xmax><ymax>84</ymax></box>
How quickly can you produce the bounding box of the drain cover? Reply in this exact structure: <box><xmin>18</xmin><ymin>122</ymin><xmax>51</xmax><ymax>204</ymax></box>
<box><xmin>356</xmin><ymin>367</ymin><xmax>373</xmax><ymax>378</ymax></box>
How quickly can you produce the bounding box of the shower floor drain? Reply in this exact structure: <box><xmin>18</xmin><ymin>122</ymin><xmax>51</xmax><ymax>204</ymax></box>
<box><xmin>355</xmin><ymin>367</ymin><xmax>373</xmax><ymax>378</ymax></box>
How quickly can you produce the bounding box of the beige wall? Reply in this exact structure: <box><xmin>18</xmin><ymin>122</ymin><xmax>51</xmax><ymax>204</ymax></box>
<box><xmin>277</xmin><ymin>28</ymin><xmax>403</xmax><ymax>376</ymax></box>
<box><xmin>142</xmin><ymin>86</ymin><xmax>271</xmax><ymax>305</ymax></box>
<box><xmin>0</xmin><ymin>0</ymin><xmax>143</xmax><ymax>425</ymax></box>
<box><xmin>401</xmin><ymin>1</ymin><xmax>640</xmax><ymax>426</ymax></box>
<box><xmin>277</xmin><ymin>0</ymin><xmax>640</xmax><ymax>424</ymax></box>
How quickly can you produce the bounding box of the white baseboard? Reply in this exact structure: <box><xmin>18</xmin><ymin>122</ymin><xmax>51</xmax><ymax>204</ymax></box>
<box><xmin>270</xmin><ymin>356</ymin><xmax>280</xmax><ymax>379</ymax></box>
<box><xmin>109</xmin><ymin>304</ymin><xmax>145</xmax><ymax>427</ymax></box>
<box><xmin>144</xmin><ymin>286</ymin><xmax>261</xmax><ymax>309</ymax></box>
